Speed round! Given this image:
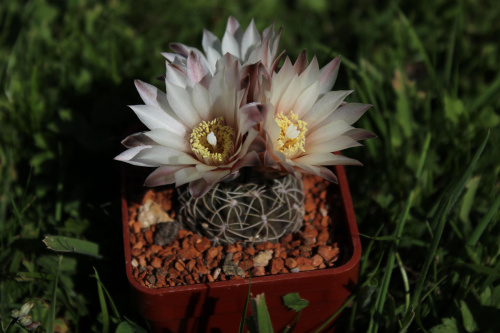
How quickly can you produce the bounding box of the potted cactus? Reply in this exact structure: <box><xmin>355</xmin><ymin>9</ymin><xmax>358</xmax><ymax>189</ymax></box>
<box><xmin>117</xmin><ymin>17</ymin><xmax>374</xmax><ymax>332</ymax></box>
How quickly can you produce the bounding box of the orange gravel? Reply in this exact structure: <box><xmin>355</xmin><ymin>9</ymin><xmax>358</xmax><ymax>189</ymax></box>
<box><xmin>126</xmin><ymin>175</ymin><xmax>342</xmax><ymax>288</ymax></box>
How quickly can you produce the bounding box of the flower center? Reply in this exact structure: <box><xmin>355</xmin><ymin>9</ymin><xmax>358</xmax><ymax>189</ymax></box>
<box><xmin>190</xmin><ymin>117</ymin><xmax>235</xmax><ymax>165</ymax></box>
<box><xmin>275</xmin><ymin>111</ymin><xmax>307</xmax><ymax>159</ymax></box>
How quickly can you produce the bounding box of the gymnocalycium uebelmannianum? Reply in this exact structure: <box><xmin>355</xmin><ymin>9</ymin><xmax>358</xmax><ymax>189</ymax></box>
<box><xmin>115</xmin><ymin>17</ymin><xmax>375</xmax><ymax>244</ymax></box>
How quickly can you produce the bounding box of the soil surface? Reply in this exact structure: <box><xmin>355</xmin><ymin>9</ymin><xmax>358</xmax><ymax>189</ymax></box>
<box><xmin>126</xmin><ymin>174</ymin><xmax>343</xmax><ymax>288</ymax></box>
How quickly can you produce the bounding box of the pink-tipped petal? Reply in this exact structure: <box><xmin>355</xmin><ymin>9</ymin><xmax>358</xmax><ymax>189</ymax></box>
<box><xmin>298</xmin><ymin>56</ymin><xmax>320</xmax><ymax>90</ymax></box>
<box><xmin>165</xmin><ymin>64</ymin><xmax>188</xmax><ymax>88</ymax></box>
<box><xmin>303</xmin><ymin>90</ymin><xmax>353</xmax><ymax>129</ymax></box>
<box><xmin>114</xmin><ymin>145</ymin><xmax>153</xmax><ymax>167</ymax></box>
<box><xmin>226</xmin><ymin>16</ymin><xmax>242</xmax><ymax>36</ymax></box>
<box><xmin>134</xmin><ymin>80</ymin><xmax>168</xmax><ymax>109</ymax></box>
<box><xmin>293</xmin><ymin>50</ymin><xmax>308</xmax><ymax>75</ymax></box>
<box><xmin>319</xmin><ymin>56</ymin><xmax>341</xmax><ymax>93</ymax></box>
<box><xmin>328</xmin><ymin>103</ymin><xmax>372</xmax><ymax>125</ymax></box>
<box><xmin>121</xmin><ymin>132</ymin><xmax>155</xmax><ymax>148</ymax></box>
<box><xmin>161</xmin><ymin>52</ymin><xmax>177</xmax><ymax>62</ymax></box>
<box><xmin>169</xmin><ymin>43</ymin><xmax>191</xmax><ymax>58</ymax></box>
<box><xmin>344</xmin><ymin>128</ymin><xmax>377</xmax><ymax>141</ymax></box>
<box><xmin>241</xmin><ymin>19</ymin><xmax>260</xmax><ymax>59</ymax></box>
<box><xmin>187</xmin><ymin>51</ymin><xmax>209</xmax><ymax>84</ymax></box>
<box><xmin>270</xmin><ymin>50</ymin><xmax>286</xmax><ymax>74</ymax></box>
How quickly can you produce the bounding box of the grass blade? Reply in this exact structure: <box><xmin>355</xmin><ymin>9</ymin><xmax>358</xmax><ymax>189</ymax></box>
<box><xmin>238</xmin><ymin>270</ymin><xmax>252</xmax><ymax>333</ymax></box>
<box><xmin>249</xmin><ymin>294</ymin><xmax>274</xmax><ymax>333</ymax></box>
<box><xmin>95</xmin><ymin>268</ymin><xmax>110</xmax><ymax>333</ymax></box>
<box><xmin>47</xmin><ymin>255</ymin><xmax>62</xmax><ymax>333</ymax></box>
<box><xmin>368</xmin><ymin>133</ymin><xmax>431</xmax><ymax>333</ymax></box>
<box><xmin>467</xmin><ymin>194</ymin><xmax>500</xmax><ymax>246</ymax></box>
<box><xmin>43</xmin><ymin>235</ymin><xmax>102</xmax><ymax>258</ymax></box>
<box><xmin>405</xmin><ymin>131</ymin><xmax>490</xmax><ymax>322</ymax></box>
<box><xmin>93</xmin><ymin>268</ymin><xmax>121</xmax><ymax>320</ymax></box>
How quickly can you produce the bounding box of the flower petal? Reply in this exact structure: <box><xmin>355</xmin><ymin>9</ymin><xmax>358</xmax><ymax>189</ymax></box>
<box><xmin>294</xmin><ymin>164</ymin><xmax>338</xmax><ymax>183</ymax></box>
<box><xmin>134</xmin><ymin>80</ymin><xmax>169</xmax><ymax>110</ymax></box>
<box><xmin>328</xmin><ymin>103</ymin><xmax>372</xmax><ymax>125</ymax></box>
<box><xmin>306</xmin><ymin>136</ymin><xmax>362</xmax><ymax>154</ymax></box>
<box><xmin>293</xmin><ymin>50</ymin><xmax>308</xmax><ymax>75</ymax></box>
<box><xmin>189</xmin><ymin>168</ymin><xmax>231</xmax><ymax>198</ymax></box>
<box><xmin>191</xmin><ymin>83</ymin><xmax>211</xmax><ymax>120</ymax></box>
<box><xmin>344</xmin><ymin>128</ymin><xmax>377</xmax><ymax>141</ymax></box>
<box><xmin>298</xmin><ymin>56</ymin><xmax>320</xmax><ymax>90</ymax></box>
<box><xmin>165</xmin><ymin>64</ymin><xmax>188</xmax><ymax>88</ymax></box>
<box><xmin>241</xmin><ymin>19</ymin><xmax>260</xmax><ymax>60</ymax></box>
<box><xmin>144</xmin><ymin>165</ymin><xmax>185</xmax><ymax>186</ymax></box>
<box><xmin>166</xmin><ymin>81</ymin><xmax>202</xmax><ymax>128</ymax></box>
<box><xmin>121</xmin><ymin>132</ymin><xmax>155</xmax><ymax>148</ymax></box>
<box><xmin>222</xmin><ymin>31</ymin><xmax>241</xmax><ymax>59</ymax></box>
<box><xmin>303</xmin><ymin>90</ymin><xmax>352</xmax><ymax>130</ymax></box>
<box><xmin>319</xmin><ymin>56</ymin><xmax>341</xmax><ymax>93</ymax></box>
<box><xmin>239</xmin><ymin>103</ymin><xmax>265</xmax><ymax>135</ymax></box>
<box><xmin>294</xmin><ymin>153</ymin><xmax>362</xmax><ymax>166</ymax></box>
<box><xmin>293</xmin><ymin>80</ymin><xmax>320</xmax><ymax>117</ymax></box>
<box><xmin>174</xmin><ymin>166</ymin><xmax>203</xmax><ymax>187</ymax></box>
<box><xmin>129</xmin><ymin>104</ymin><xmax>187</xmax><ymax>136</ymax></box>
<box><xmin>114</xmin><ymin>145</ymin><xmax>153</xmax><ymax>167</ymax></box>
<box><xmin>144</xmin><ymin>128</ymin><xmax>190</xmax><ymax>151</ymax></box>
<box><xmin>231</xmin><ymin>150</ymin><xmax>261</xmax><ymax>171</ymax></box>
<box><xmin>306</xmin><ymin>119</ymin><xmax>354</xmax><ymax>145</ymax></box>
<box><xmin>134</xmin><ymin>146</ymin><xmax>199</xmax><ymax>167</ymax></box>
<box><xmin>202</xmin><ymin>29</ymin><xmax>221</xmax><ymax>54</ymax></box>
<box><xmin>187</xmin><ymin>51</ymin><xmax>210</xmax><ymax>84</ymax></box>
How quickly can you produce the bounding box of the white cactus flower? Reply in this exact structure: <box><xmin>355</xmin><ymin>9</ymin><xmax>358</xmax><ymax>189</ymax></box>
<box><xmin>161</xmin><ymin>16</ymin><xmax>284</xmax><ymax>104</ymax></box>
<box><xmin>116</xmin><ymin>56</ymin><xmax>265</xmax><ymax>198</ymax></box>
<box><xmin>261</xmin><ymin>52</ymin><xmax>375</xmax><ymax>182</ymax></box>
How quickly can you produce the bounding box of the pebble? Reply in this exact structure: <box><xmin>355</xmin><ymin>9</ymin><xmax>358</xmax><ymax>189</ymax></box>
<box><xmin>253</xmin><ymin>250</ymin><xmax>273</xmax><ymax>267</ymax></box>
<box><xmin>138</xmin><ymin>199</ymin><xmax>173</xmax><ymax>228</ymax></box>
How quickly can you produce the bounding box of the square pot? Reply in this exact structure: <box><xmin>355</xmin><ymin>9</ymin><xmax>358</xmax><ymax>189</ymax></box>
<box><xmin>121</xmin><ymin>164</ymin><xmax>361</xmax><ymax>333</ymax></box>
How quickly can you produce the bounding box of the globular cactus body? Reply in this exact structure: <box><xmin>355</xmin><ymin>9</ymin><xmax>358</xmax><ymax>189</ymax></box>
<box><xmin>177</xmin><ymin>173</ymin><xmax>305</xmax><ymax>244</ymax></box>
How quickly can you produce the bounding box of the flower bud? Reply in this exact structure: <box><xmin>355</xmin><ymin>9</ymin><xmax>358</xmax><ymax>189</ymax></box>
<box><xmin>19</xmin><ymin>315</ymin><xmax>33</xmax><ymax>327</ymax></box>
<box><xmin>11</xmin><ymin>309</ymin><xmax>21</xmax><ymax>319</ymax></box>
<box><xmin>20</xmin><ymin>301</ymin><xmax>34</xmax><ymax>316</ymax></box>
<box><xmin>26</xmin><ymin>321</ymin><xmax>42</xmax><ymax>331</ymax></box>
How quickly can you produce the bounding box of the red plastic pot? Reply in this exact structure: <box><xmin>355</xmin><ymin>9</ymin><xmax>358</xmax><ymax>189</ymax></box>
<box><xmin>121</xmin><ymin>164</ymin><xmax>361</xmax><ymax>332</ymax></box>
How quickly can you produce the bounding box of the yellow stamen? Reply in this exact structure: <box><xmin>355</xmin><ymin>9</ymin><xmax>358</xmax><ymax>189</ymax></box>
<box><xmin>190</xmin><ymin>117</ymin><xmax>234</xmax><ymax>165</ymax></box>
<box><xmin>275</xmin><ymin>111</ymin><xmax>307</xmax><ymax>159</ymax></box>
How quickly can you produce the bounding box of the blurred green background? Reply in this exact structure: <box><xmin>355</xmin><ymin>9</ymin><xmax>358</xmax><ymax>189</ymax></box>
<box><xmin>1</xmin><ymin>0</ymin><xmax>499</xmax><ymax>332</ymax></box>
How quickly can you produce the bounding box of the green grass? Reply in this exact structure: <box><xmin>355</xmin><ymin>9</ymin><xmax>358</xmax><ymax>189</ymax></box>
<box><xmin>1</xmin><ymin>0</ymin><xmax>499</xmax><ymax>332</ymax></box>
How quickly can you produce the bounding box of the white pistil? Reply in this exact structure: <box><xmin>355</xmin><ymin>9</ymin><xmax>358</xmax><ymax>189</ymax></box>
<box><xmin>207</xmin><ymin>131</ymin><xmax>217</xmax><ymax>146</ymax></box>
<box><xmin>285</xmin><ymin>124</ymin><xmax>300</xmax><ymax>140</ymax></box>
